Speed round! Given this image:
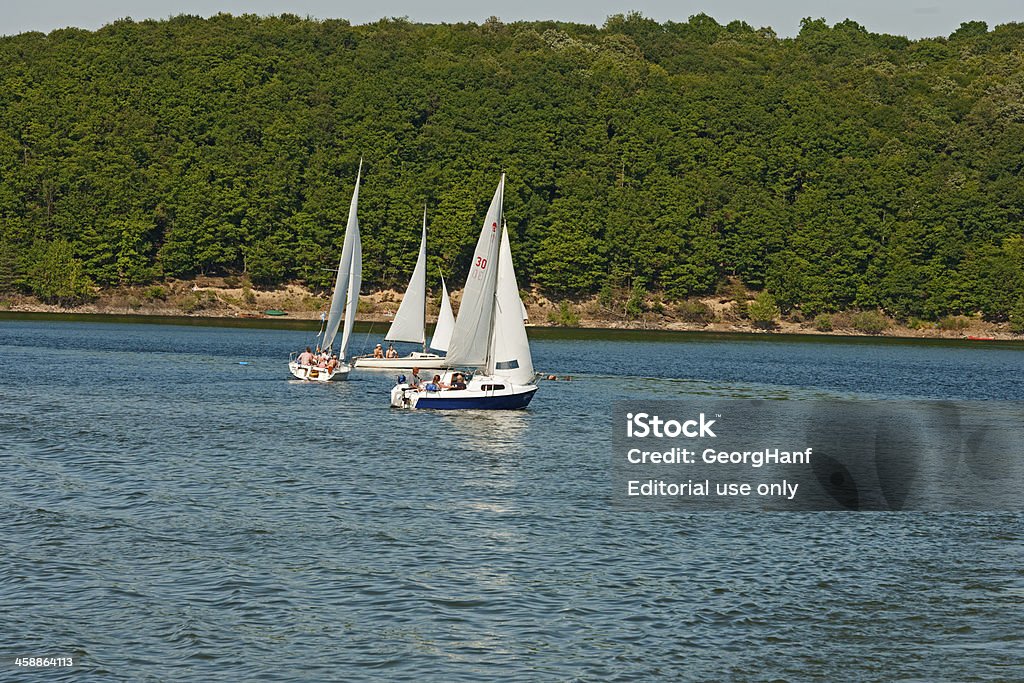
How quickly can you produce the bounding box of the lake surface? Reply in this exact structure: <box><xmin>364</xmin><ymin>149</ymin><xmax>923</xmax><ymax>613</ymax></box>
<box><xmin>1</xmin><ymin>318</ymin><xmax>1022</xmax><ymax>681</ymax></box>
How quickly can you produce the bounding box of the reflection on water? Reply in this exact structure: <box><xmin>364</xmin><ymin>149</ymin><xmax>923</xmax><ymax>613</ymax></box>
<box><xmin>439</xmin><ymin>410</ymin><xmax>529</xmax><ymax>453</ymax></box>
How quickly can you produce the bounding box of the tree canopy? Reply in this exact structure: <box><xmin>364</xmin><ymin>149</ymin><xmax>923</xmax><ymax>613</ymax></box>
<box><xmin>1</xmin><ymin>12</ymin><xmax>1023</xmax><ymax>319</ymax></box>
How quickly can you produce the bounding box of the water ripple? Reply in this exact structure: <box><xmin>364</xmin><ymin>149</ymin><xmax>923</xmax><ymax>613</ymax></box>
<box><xmin>0</xmin><ymin>320</ymin><xmax>1021</xmax><ymax>680</ymax></box>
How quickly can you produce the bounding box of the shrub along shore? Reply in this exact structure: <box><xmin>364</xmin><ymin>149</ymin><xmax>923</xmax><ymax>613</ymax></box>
<box><xmin>1</xmin><ymin>278</ymin><xmax>1019</xmax><ymax>340</ymax></box>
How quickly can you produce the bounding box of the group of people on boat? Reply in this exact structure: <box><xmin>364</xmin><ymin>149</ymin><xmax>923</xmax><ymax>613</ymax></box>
<box><xmin>372</xmin><ymin>343</ymin><xmax>400</xmax><ymax>359</ymax></box>
<box><xmin>296</xmin><ymin>346</ymin><xmax>340</xmax><ymax>372</ymax></box>
<box><xmin>404</xmin><ymin>368</ymin><xmax>467</xmax><ymax>392</ymax></box>
<box><xmin>295</xmin><ymin>342</ymin><xmax>472</xmax><ymax>388</ymax></box>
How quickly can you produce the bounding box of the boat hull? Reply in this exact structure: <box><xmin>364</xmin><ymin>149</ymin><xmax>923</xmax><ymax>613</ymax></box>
<box><xmin>353</xmin><ymin>352</ymin><xmax>447</xmax><ymax>370</ymax></box>
<box><xmin>390</xmin><ymin>382</ymin><xmax>536</xmax><ymax>410</ymax></box>
<box><xmin>288</xmin><ymin>361</ymin><xmax>350</xmax><ymax>382</ymax></box>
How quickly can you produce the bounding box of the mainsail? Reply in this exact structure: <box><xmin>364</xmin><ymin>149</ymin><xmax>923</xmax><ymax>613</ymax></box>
<box><xmin>322</xmin><ymin>160</ymin><xmax>362</xmax><ymax>354</ymax></box>
<box><xmin>339</xmin><ymin>234</ymin><xmax>362</xmax><ymax>359</ymax></box>
<box><xmin>385</xmin><ymin>210</ymin><xmax>428</xmax><ymax>345</ymax></box>
<box><xmin>443</xmin><ymin>174</ymin><xmax>504</xmax><ymax>368</ymax></box>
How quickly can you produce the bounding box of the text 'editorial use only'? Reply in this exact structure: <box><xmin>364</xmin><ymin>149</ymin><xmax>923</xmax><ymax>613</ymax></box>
<box><xmin>611</xmin><ymin>400</ymin><xmax>1024</xmax><ymax>511</ymax></box>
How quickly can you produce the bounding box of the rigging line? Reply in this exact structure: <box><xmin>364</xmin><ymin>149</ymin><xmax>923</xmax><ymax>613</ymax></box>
<box><xmin>361</xmin><ymin>320</ymin><xmax>375</xmax><ymax>356</ymax></box>
<box><xmin>313</xmin><ymin>311</ymin><xmax>327</xmax><ymax>348</ymax></box>
<box><xmin>422</xmin><ymin>203</ymin><xmax>428</xmax><ymax>354</ymax></box>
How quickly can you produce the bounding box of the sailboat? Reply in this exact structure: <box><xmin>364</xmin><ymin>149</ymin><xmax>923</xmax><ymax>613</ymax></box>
<box><xmin>390</xmin><ymin>174</ymin><xmax>537</xmax><ymax>409</ymax></box>
<box><xmin>288</xmin><ymin>162</ymin><xmax>363</xmax><ymax>381</ymax></box>
<box><xmin>353</xmin><ymin>210</ymin><xmax>454</xmax><ymax>370</ymax></box>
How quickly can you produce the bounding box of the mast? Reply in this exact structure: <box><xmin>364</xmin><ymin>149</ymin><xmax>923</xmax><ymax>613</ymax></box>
<box><xmin>422</xmin><ymin>205</ymin><xmax>428</xmax><ymax>354</ymax></box>
<box><xmin>338</xmin><ymin>157</ymin><xmax>363</xmax><ymax>360</ymax></box>
<box><xmin>484</xmin><ymin>175</ymin><xmax>504</xmax><ymax>373</ymax></box>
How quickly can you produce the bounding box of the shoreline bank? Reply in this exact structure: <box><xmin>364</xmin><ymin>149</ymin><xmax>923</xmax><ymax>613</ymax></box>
<box><xmin>3</xmin><ymin>298</ymin><xmax>1022</xmax><ymax>345</ymax></box>
<box><xmin>2</xmin><ymin>277</ymin><xmax>1021</xmax><ymax>342</ymax></box>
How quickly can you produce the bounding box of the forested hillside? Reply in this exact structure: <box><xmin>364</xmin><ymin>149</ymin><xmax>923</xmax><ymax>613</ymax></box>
<box><xmin>1</xmin><ymin>13</ymin><xmax>1023</xmax><ymax>322</ymax></box>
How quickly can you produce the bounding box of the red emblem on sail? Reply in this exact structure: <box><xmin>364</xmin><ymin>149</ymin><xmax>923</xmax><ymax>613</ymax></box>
<box><xmin>491</xmin><ymin>222</ymin><xmax>497</xmax><ymax>232</ymax></box>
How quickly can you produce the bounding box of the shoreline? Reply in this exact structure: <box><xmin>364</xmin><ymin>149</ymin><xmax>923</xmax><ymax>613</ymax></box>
<box><xmin>2</xmin><ymin>278</ymin><xmax>1021</xmax><ymax>343</ymax></box>
<box><xmin>3</xmin><ymin>302</ymin><xmax>1022</xmax><ymax>346</ymax></box>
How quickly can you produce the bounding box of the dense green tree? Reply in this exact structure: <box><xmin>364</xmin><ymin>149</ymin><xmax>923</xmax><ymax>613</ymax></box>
<box><xmin>245</xmin><ymin>237</ymin><xmax>288</xmax><ymax>286</ymax></box>
<box><xmin>0</xmin><ymin>239</ymin><xmax>22</xmax><ymax>292</ymax></box>
<box><xmin>0</xmin><ymin>14</ymin><xmax>1023</xmax><ymax>318</ymax></box>
<box><xmin>24</xmin><ymin>240</ymin><xmax>95</xmax><ymax>305</ymax></box>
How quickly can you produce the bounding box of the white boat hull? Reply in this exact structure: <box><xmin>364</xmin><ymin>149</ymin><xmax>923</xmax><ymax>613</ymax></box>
<box><xmin>288</xmin><ymin>361</ymin><xmax>350</xmax><ymax>382</ymax></box>
<box><xmin>390</xmin><ymin>374</ymin><xmax>536</xmax><ymax>410</ymax></box>
<box><xmin>353</xmin><ymin>352</ymin><xmax>447</xmax><ymax>370</ymax></box>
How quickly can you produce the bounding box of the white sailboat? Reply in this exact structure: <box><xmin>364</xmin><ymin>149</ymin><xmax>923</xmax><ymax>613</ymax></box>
<box><xmin>353</xmin><ymin>210</ymin><xmax>454</xmax><ymax>371</ymax></box>
<box><xmin>288</xmin><ymin>161</ymin><xmax>363</xmax><ymax>381</ymax></box>
<box><xmin>391</xmin><ymin>174</ymin><xmax>537</xmax><ymax>409</ymax></box>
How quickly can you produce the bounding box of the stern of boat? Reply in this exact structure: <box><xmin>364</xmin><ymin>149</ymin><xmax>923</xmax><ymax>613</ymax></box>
<box><xmin>390</xmin><ymin>383</ymin><xmax>419</xmax><ymax>408</ymax></box>
<box><xmin>288</xmin><ymin>361</ymin><xmax>350</xmax><ymax>382</ymax></box>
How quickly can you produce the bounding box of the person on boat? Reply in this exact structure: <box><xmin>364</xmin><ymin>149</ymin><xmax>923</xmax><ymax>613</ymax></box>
<box><xmin>410</xmin><ymin>367</ymin><xmax>422</xmax><ymax>388</ymax></box>
<box><xmin>425</xmin><ymin>375</ymin><xmax>442</xmax><ymax>392</ymax></box>
<box><xmin>326</xmin><ymin>355</ymin><xmax>339</xmax><ymax>373</ymax></box>
<box><xmin>386</xmin><ymin>344</ymin><xmax>398</xmax><ymax>359</ymax></box>
<box><xmin>373</xmin><ymin>344</ymin><xmax>384</xmax><ymax>359</ymax></box>
<box><xmin>450</xmin><ymin>373</ymin><xmax>466</xmax><ymax>390</ymax></box>
<box><xmin>297</xmin><ymin>347</ymin><xmax>315</xmax><ymax>366</ymax></box>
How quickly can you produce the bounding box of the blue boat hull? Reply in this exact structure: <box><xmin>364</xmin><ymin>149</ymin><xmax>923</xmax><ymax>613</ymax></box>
<box><xmin>414</xmin><ymin>387</ymin><xmax>537</xmax><ymax>410</ymax></box>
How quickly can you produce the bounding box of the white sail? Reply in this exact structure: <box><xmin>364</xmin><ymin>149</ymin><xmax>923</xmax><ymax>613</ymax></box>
<box><xmin>321</xmin><ymin>245</ymin><xmax>350</xmax><ymax>352</ymax></box>
<box><xmin>429</xmin><ymin>277</ymin><xmax>455</xmax><ymax>352</ymax></box>
<box><xmin>339</xmin><ymin>234</ymin><xmax>362</xmax><ymax>359</ymax></box>
<box><xmin>488</xmin><ymin>224</ymin><xmax>535</xmax><ymax>385</ymax></box>
<box><xmin>502</xmin><ymin>221</ymin><xmax>529</xmax><ymax>323</ymax></box>
<box><xmin>385</xmin><ymin>210</ymin><xmax>428</xmax><ymax>345</ymax></box>
<box><xmin>322</xmin><ymin>162</ymin><xmax>362</xmax><ymax>352</ymax></box>
<box><xmin>443</xmin><ymin>175</ymin><xmax>504</xmax><ymax>367</ymax></box>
